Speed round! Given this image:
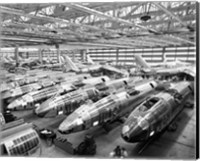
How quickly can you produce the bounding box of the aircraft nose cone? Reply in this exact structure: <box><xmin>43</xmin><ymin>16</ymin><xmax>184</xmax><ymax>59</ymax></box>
<box><xmin>121</xmin><ymin>125</ymin><xmax>131</xmax><ymax>142</ymax></box>
<box><xmin>123</xmin><ymin>114</ymin><xmax>150</xmax><ymax>142</ymax></box>
<box><xmin>34</xmin><ymin>109</ymin><xmax>46</xmax><ymax>117</ymax></box>
<box><xmin>7</xmin><ymin>99</ymin><xmax>25</xmax><ymax>110</ymax></box>
<box><xmin>58</xmin><ymin>113</ymin><xmax>82</xmax><ymax>134</ymax></box>
<box><xmin>125</xmin><ymin>124</ymin><xmax>148</xmax><ymax>143</ymax></box>
<box><xmin>7</xmin><ymin>102</ymin><xmax>16</xmax><ymax>110</ymax></box>
<box><xmin>58</xmin><ymin>120</ymin><xmax>74</xmax><ymax>134</ymax></box>
<box><xmin>34</xmin><ymin>104</ymin><xmax>47</xmax><ymax>117</ymax></box>
<box><xmin>34</xmin><ymin>99</ymin><xmax>56</xmax><ymax>117</ymax></box>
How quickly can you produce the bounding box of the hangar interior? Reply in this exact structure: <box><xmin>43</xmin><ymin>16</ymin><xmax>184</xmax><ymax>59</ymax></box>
<box><xmin>0</xmin><ymin>1</ymin><xmax>197</xmax><ymax>159</ymax></box>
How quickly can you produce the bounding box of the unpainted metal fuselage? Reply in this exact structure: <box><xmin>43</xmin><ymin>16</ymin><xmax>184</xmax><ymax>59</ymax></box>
<box><xmin>58</xmin><ymin>80</ymin><xmax>158</xmax><ymax>134</ymax></box>
<box><xmin>34</xmin><ymin>77</ymin><xmax>140</xmax><ymax>117</ymax></box>
<box><xmin>7</xmin><ymin>76</ymin><xmax>109</xmax><ymax>110</ymax></box>
<box><xmin>133</xmin><ymin>54</ymin><xmax>195</xmax><ymax>79</ymax></box>
<box><xmin>121</xmin><ymin>81</ymin><xmax>194</xmax><ymax>143</ymax></box>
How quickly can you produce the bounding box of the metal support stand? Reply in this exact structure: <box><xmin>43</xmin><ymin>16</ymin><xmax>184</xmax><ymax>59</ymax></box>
<box><xmin>14</xmin><ymin>47</ymin><xmax>19</xmax><ymax>67</ymax></box>
<box><xmin>56</xmin><ymin>44</ymin><xmax>60</xmax><ymax>63</ymax></box>
<box><xmin>38</xmin><ymin>48</ymin><xmax>43</xmax><ymax>64</ymax></box>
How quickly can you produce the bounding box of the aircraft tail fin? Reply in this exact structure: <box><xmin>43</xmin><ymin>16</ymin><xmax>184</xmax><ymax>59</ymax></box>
<box><xmin>60</xmin><ymin>55</ymin><xmax>65</xmax><ymax>64</ymax></box>
<box><xmin>163</xmin><ymin>54</ymin><xmax>167</xmax><ymax>63</ymax></box>
<box><xmin>62</xmin><ymin>55</ymin><xmax>80</xmax><ymax>72</ymax></box>
<box><xmin>86</xmin><ymin>54</ymin><xmax>95</xmax><ymax>65</ymax></box>
<box><xmin>134</xmin><ymin>54</ymin><xmax>150</xmax><ymax>69</ymax></box>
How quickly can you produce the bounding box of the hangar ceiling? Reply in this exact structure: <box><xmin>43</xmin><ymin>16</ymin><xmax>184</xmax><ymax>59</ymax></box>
<box><xmin>0</xmin><ymin>2</ymin><xmax>196</xmax><ymax>49</ymax></box>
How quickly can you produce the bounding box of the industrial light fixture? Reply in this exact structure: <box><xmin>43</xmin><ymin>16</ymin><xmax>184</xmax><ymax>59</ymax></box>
<box><xmin>140</xmin><ymin>14</ymin><xmax>151</xmax><ymax>21</ymax></box>
<box><xmin>140</xmin><ymin>3</ymin><xmax>151</xmax><ymax>22</ymax></box>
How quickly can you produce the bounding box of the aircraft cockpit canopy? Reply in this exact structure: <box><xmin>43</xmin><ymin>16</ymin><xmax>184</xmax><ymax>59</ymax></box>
<box><xmin>139</xmin><ymin>97</ymin><xmax>159</xmax><ymax>112</ymax></box>
<box><xmin>95</xmin><ymin>82</ymin><xmax>108</xmax><ymax>91</ymax></box>
<box><xmin>127</xmin><ymin>89</ymin><xmax>140</xmax><ymax>96</ymax></box>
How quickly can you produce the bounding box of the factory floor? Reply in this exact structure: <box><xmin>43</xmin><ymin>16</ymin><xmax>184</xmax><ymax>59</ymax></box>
<box><xmin>12</xmin><ymin>95</ymin><xmax>196</xmax><ymax>159</ymax></box>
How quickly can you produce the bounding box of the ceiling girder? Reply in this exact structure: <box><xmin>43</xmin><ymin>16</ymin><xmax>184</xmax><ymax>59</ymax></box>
<box><xmin>58</xmin><ymin>2</ymin><xmax>141</xmax><ymax>20</ymax></box>
<box><xmin>2</xmin><ymin>22</ymin><xmax>100</xmax><ymax>39</ymax></box>
<box><xmin>85</xmin><ymin>4</ymin><xmax>195</xmax><ymax>27</ymax></box>
<box><xmin>145</xmin><ymin>36</ymin><xmax>181</xmax><ymax>46</ymax></box>
<box><xmin>65</xmin><ymin>3</ymin><xmax>159</xmax><ymax>34</ymax></box>
<box><xmin>112</xmin><ymin>37</ymin><xmax>167</xmax><ymax>47</ymax></box>
<box><xmin>152</xmin><ymin>2</ymin><xmax>189</xmax><ymax>28</ymax></box>
<box><xmin>168</xmin><ymin>35</ymin><xmax>195</xmax><ymax>45</ymax></box>
<box><xmin>1</xmin><ymin>27</ymin><xmax>81</xmax><ymax>42</ymax></box>
<box><xmin>108</xmin><ymin>14</ymin><xmax>195</xmax><ymax>30</ymax></box>
<box><xmin>0</xmin><ymin>2</ymin><xmax>196</xmax><ymax>48</ymax></box>
<box><xmin>124</xmin><ymin>3</ymin><xmax>145</xmax><ymax>18</ymax></box>
<box><xmin>0</xmin><ymin>6</ymin><xmax>126</xmax><ymax>36</ymax></box>
<box><xmin>0</xmin><ymin>35</ymin><xmax>48</xmax><ymax>43</ymax></box>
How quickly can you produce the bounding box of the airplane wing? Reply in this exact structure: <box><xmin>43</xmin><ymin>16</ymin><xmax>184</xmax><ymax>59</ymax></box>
<box><xmin>62</xmin><ymin>55</ymin><xmax>80</xmax><ymax>72</ymax></box>
<box><xmin>181</xmin><ymin>67</ymin><xmax>196</xmax><ymax>78</ymax></box>
<box><xmin>177</xmin><ymin>59</ymin><xmax>196</xmax><ymax>65</ymax></box>
<box><xmin>156</xmin><ymin>66</ymin><xmax>196</xmax><ymax>78</ymax></box>
<box><xmin>86</xmin><ymin>54</ymin><xmax>95</xmax><ymax>65</ymax></box>
<box><xmin>101</xmin><ymin>65</ymin><xmax>129</xmax><ymax>77</ymax></box>
<box><xmin>134</xmin><ymin>66</ymin><xmax>196</xmax><ymax>79</ymax></box>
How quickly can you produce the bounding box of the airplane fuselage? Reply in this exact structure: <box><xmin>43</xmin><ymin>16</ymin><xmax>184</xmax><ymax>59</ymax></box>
<box><xmin>58</xmin><ymin>80</ymin><xmax>158</xmax><ymax>134</ymax></box>
<box><xmin>121</xmin><ymin>81</ymin><xmax>193</xmax><ymax>143</ymax></box>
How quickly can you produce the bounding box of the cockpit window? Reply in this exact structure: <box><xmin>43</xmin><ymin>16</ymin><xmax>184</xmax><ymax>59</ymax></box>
<box><xmin>150</xmin><ymin>83</ymin><xmax>154</xmax><ymax>88</ymax></box>
<box><xmin>95</xmin><ymin>82</ymin><xmax>104</xmax><ymax>86</ymax></box>
<box><xmin>95</xmin><ymin>83</ymin><xmax>108</xmax><ymax>91</ymax></box>
<box><xmin>127</xmin><ymin>89</ymin><xmax>140</xmax><ymax>96</ymax></box>
<box><xmin>139</xmin><ymin>97</ymin><xmax>159</xmax><ymax>111</ymax></box>
<box><xmin>101</xmin><ymin>77</ymin><xmax>106</xmax><ymax>82</ymax></box>
<box><xmin>174</xmin><ymin>93</ymin><xmax>182</xmax><ymax>101</ymax></box>
<box><xmin>123</xmin><ymin>80</ymin><xmax>127</xmax><ymax>85</ymax></box>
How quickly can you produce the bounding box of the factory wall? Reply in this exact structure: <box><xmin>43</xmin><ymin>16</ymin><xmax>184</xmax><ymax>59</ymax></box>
<box><xmin>0</xmin><ymin>46</ymin><xmax>195</xmax><ymax>67</ymax></box>
<box><xmin>28</xmin><ymin>49</ymin><xmax>82</xmax><ymax>63</ymax></box>
<box><xmin>88</xmin><ymin>46</ymin><xmax>196</xmax><ymax>68</ymax></box>
<box><xmin>0</xmin><ymin>49</ymin><xmax>82</xmax><ymax>63</ymax></box>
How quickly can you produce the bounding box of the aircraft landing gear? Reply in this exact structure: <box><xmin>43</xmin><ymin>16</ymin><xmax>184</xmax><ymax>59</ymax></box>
<box><xmin>167</xmin><ymin>122</ymin><xmax>178</xmax><ymax>132</ymax></box>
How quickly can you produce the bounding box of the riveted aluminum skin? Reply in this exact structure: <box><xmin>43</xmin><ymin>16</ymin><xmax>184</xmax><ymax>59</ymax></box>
<box><xmin>121</xmin><ymin>81</ymin><xmax>194</xmax><ymax>143</ymax></box>
<box><xmin>35</xmin><ymin>77</ymin><xmax>141</xmax><ymax>117</ymax></box>
<box><xmin>58</xmin><ymin>80</ymin><xmax>158</xmax><ymax>134</ymax></box>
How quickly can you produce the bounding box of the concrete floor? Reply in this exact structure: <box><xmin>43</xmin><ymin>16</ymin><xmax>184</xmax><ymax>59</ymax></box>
<box><xmin>11</xmin><ymin>95</ymin><xmax>196</xmax><ymax>159</ymax></box>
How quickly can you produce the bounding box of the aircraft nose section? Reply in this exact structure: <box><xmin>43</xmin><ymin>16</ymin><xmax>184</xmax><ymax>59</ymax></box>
<box><xmin>126</xmin><ymin>124</ymin><xmax>149</xmax><ymax>143</ymax></box>
<box><xmin>0</xmin><ymin>84</ymin><xmax>9</xmax><ymax>92</ymax></box>
<box><xmin>36</xmin><ymin>96</ymin><xmax>60</xmax><ymax>117</ymax></box>
<box><xmin>58</xmin><ymin>113</ymin><xmax>83</xmax><ymax>134</ymax></box>
<box><xmin>7</xmin><ymin>101</ymin><xmax>16</xmax><ymax>110</ymax></box>
<box><xmin>34</xmin><ymin>109</ymin><xmax>47</xmax><ymax>117</ymax></box>
<box><xmin>34</xmin><ymin>104</ymin><xmax>49</xmax><ymax>117</ymax></box>
<box><xmin>129</xmin><ymin>125</ymin><xmax>145</xmax><ymax>142</ymax></box>
<box><xmin>121</xmin><ymin>125</ymin><xmax>131</xmax><ymax>142</ymax></box>
<box><xmin>2</xmin><ymin>90</ymin><xmax>12</xmax><ymax>99</ymax></box>
<box><xmin>7</xmin><ymin>99</ymin><xmax>26</xmax><ymax>110</ymax></box>
<box><xmin>122</xmin><ymin>117</ymin><xmax>149</xmax><ymax>143</ymax></box>
<box><xmin>58</xmin><ymin>120</ymin><xmax>74</xmax><ymax>134</ymax></box>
